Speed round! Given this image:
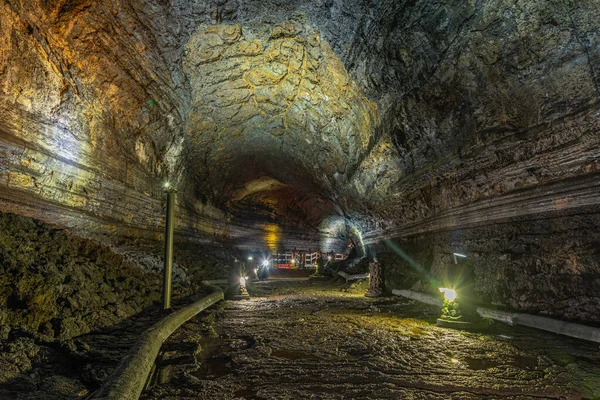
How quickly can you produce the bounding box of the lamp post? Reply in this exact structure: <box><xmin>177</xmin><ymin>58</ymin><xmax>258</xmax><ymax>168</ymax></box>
<box><xmin>162</xmin><ymin>182</ymin><xmax>176</xmax><ymax>312</ymax></box>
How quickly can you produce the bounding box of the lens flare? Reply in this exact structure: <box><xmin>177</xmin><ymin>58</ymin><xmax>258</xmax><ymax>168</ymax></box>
<box><xmin>439</xmin><ymin>287</ymin><xmax>457</xmax><ymax>302</ymax></box>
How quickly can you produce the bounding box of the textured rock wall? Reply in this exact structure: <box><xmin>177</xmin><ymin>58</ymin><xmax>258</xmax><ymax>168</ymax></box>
<box><xmin>0</xmin><ymin>0</ymin><xmax>237</xmax><ymax>248</ymax></box>
<box><xmin>183</xmin><ymin>21</ymin><xmax>377</xmax><ymax>200</ymax></box>
<box><xmin>379</xmin><ymin>207</ymin><xmax>600</xmax><ymax>324</ymax></box>
<box><xmin>348</xmin><ymin>0</ymin><xmax>600</xmax><ymax>237</ymax></box>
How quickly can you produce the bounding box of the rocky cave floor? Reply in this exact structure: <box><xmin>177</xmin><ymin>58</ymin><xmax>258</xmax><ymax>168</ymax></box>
<box><xmin>141</xmin><ymin>280</ymin><xmax>600</xmax><ymax>400</ymax></box>
<box><xmin>0</xmin><ymin>288</ymin><xmax>213</xmax><ymax>400</ymax></box>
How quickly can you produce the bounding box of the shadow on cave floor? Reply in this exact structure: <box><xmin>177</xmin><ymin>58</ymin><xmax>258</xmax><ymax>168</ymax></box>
<box><xmin>142</xmin><ymin>279</ymin><xmax>600</xmax><ymax>400</ymax></box>
<box><xmin>0</xmin><ymin>288</ymin><xmax>214</xmax><ymax>400</ymax></box>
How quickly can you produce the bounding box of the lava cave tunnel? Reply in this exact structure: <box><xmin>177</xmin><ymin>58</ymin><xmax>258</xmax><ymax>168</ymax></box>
<box><xmin>1</xmin><ymin>0</ymin><xmax>600</xmax><ymax>399</ymax></box>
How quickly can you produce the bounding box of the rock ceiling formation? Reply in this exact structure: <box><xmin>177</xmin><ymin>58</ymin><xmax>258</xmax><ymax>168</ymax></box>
<box><xmin>0</xmin><ymin>0</ymin><xmax>598</xmax><ymax>251</ymax></box>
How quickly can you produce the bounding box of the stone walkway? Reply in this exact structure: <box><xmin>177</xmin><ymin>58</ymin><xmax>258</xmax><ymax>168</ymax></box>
<box><xmin>142</xmin><ymin>280</ymin><xmax>600</xmax><ymax>399</ymax></box>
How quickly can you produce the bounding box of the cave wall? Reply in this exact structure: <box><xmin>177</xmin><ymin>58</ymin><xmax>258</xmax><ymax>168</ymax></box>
<box><xmin>0</xmin><ymin>0</ymin><xmax>241</xmax><ymax>249</ymax></box>
<box><xmin>3</xmin><ymin>0</ymin><xmax>597</xmax><ymax>248</ymax></box>
<box><xmin>348</xmin><ymin>1</ymin><xmax>600</xmax><ymax>323</ymax></box>
<box><xmin>348</xmin><ymin>0</ymin><xmax>599</xmax><ymax>237</ymax></box>
<box><xmin>0</xmin><ymin>0</ymin><xmax>599</xmax><ymax>324</ymax></box>
<box><xmin>379</xmin><ymin>207</ymin><xmax>600</xmax><ymax>324</ymax></box>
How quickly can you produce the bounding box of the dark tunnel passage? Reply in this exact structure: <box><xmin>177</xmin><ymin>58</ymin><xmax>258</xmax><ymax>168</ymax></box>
<box><xmin>0</xmin><ymin>0</ymin><xmax>599</xmax><ymax>398</ymax></box>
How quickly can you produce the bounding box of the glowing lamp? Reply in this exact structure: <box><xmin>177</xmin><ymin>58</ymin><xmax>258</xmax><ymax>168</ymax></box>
<box><xmin>248</xmin><ymin>256</ymin><xmax>253</xmax><ymax>261</ymax></box>
<box><xmin>439</xmin><ymin>287</ymin><xmax>457</xmax><ymax>302</ymax></box>
<box><xmin>291</xmin><ymin>259</ymin><xmax>296</xmax><ymax>264</ymax></box>
<box><xmin>262</xmin><ymin>260</ymin><xmax>269</xmax><ymax>267</ymax></box>
<box><xmin>327</xmin><ymin>256</ymin><xmax>331</xmax><ymax>261</ymax></box>
<box><xmin>164</xmin><ymin>181</ymin><xmax>170</xmax><ymax>189</ymax></box>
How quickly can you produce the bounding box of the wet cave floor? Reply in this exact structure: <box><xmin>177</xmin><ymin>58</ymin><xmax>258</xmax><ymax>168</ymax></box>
<box><xmin>142</xmin><ymin>280</ymin><xmax>600</xmax><ymax>400</ymax></box>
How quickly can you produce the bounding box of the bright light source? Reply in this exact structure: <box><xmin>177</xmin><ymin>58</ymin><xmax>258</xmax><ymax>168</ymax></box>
<box><xmin>262</xmin><ymin>260</ymin><xmax>269</xmax><ymax>267</ymax></box>
<box><xmin>291</xmin><ymin>259</ymin><xmax>296</xmax><ymax>264</ymax></box>
<box><xmin>240</xmin><ymin>277</ymin><xmax>246</xmax><ymax>286</ymax></box>
<box><xmin>164</xmin><ymin>181</ymin><xmax>170</xmax><ymax>189</ymax></box>
<box><xmin>248</xmin><ymin>256</ymin><xmax>253</xmax><ymax>261</ymax></box>
<box><xmin>453</xmin><ymin>252</ymin><xmax>467</xmax><ymax>258</ymax></box>
<box><xmin>327</xmin><ymin>256</ymin><xmax>331</xmax><ymax>260</ymax></box>
<box><xmin>451</xmin><ymin>358</ymin><xmax>459</xmax><ymax>364</ymax></box>
<box><xmin>254</xmin><ymin>268</ymin><xmax>258</xmax><ymax>274</ymax></box>
<box><xmin>439</xmin><ymin>287</ymin><xmax>457</xmax><ymax>302</ymax></box>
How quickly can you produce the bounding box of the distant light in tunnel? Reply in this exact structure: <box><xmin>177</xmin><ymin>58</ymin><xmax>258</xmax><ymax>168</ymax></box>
<box><xmin>439</xmin><ymin>288</ymin><xmax>457</xmax><ymax>302</ymax></box>
<box><xmin>263</xmin><ymin>224</ymin><xmax>280</xmax><ymax>253</ymax></box>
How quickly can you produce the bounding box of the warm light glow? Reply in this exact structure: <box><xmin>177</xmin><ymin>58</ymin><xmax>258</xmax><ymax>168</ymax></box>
<box><xmin>291</xmin><ymin>259</ymin><xmax>296</xmax><ymax>264</ymax></box>
<box><xmin>263</xmin><ymin>224</ymin><xmax>280</xmax><ymax>253</ymax></box>
<box><xmin>164</xmin><ymin>181</ymin><xmax>170</xmax><ymax>189</ymax></box>
<box><xmin>439</xmin><ymin>287</ymin><xmax>457</xmax><ymax>302</ymax></box>
<box><xmin>451</xmin><ymin>358</ymin><xmax>459</xmax><ymax>364</ymax></box>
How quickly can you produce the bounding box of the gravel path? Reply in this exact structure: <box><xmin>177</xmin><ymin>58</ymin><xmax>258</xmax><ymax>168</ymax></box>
<box><xmin>142</xmin><ymin>280</ymin><xmax>600</xmax><ymax>399</ymax></box>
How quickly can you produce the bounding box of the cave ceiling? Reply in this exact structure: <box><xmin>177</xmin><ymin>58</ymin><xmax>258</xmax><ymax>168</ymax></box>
<box><xmin>0</xmin><ymin>0</ymin><xmax>598</xmax><ymax>249</ymax></box>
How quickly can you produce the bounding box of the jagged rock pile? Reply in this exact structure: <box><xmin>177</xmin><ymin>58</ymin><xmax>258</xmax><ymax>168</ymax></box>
<box><xmin>0</xmin><ymin>212</ymin><xmax>164</xmax><ymax>341</ymax></box>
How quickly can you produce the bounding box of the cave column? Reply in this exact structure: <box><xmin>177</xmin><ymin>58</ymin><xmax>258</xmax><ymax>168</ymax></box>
<box><xmin>365</xmin><ymin>258</ymin><xmax>385</xmax><ymax>297</ymax></box>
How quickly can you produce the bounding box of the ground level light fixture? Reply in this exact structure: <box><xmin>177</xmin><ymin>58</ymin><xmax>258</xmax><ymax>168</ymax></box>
<box><xmin>439</xmin><ymin>287</ymin><xmax>457</xmax><ymax>302</ymax></box>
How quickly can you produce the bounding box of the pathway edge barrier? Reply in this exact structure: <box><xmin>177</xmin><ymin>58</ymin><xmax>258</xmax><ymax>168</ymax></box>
<box><xmin>391</xmin><ymin>289</ymin><xmax>600</xmax><ymax>343</ymax></box>
<box><xmin>93</xmin><ymin>284</ymin><xmax>224</xmax><ymax>400</ymax></box>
